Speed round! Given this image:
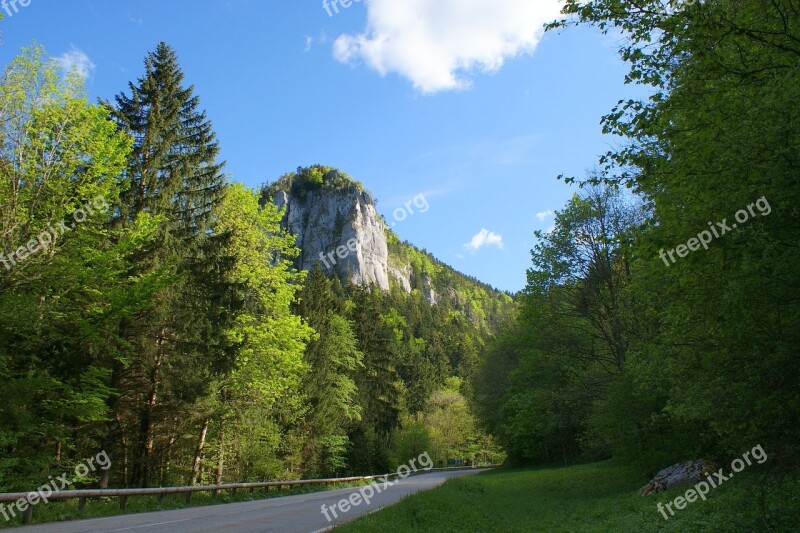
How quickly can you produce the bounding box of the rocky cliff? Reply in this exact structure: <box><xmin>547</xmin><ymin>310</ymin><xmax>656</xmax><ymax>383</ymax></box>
<box><xmin>263</xmin><ymin>166</ymin><xmax>513</xmax><ymax>328</ymax></box>
<box><xmin>273</xmin><ymin>185</ymin><xmax>391</xmax><ymax>290</ymax></box>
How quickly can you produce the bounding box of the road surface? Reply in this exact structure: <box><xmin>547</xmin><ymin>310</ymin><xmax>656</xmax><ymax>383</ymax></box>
<box><xmin>18</xmin><ymin>469</ymin><xmax>487</xmax><ymax>533</ymax></box>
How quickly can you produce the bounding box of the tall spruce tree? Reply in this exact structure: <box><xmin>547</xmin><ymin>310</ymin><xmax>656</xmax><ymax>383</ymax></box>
<box><xmin>114</xmin><ymin>42</ymin><xmax>225</xmax><ymax>246</ymax></box>
<box><xmin>110</xmin><ymin>42</ymin><xmax>231</xmax><ymax>487</ymax></box>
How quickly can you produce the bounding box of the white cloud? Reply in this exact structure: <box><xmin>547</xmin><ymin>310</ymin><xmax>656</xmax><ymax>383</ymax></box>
<box><xmin>56</xmin><ymin>46</ymin><xmax>95</xmax><ymax>79</ymax></box>
<box><xmin>333</xmin><ymin>0</ymin><xmax>564</xmax><ymax>93</ymax></box>
<box><xmin>464</xmin><ymin>228</ymin><xmax>505</xmax><ymax>253</ymax></box>
<box><xmin>304</xmin><ymin>36</ymin><xmax>314</xmax><ymax>52</ymax></box>
<box><xmin>536</xmin><ymin>209</ymin><xmax>554</xmax><ymax>221</ymax></box>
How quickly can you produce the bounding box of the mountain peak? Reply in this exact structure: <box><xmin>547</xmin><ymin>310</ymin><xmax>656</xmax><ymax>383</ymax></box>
<box><xmin>264</xmin><ymin>165</ymin><xmax>513</xmax><ymax>331</ymax></box>
<box><xmin>264</xmin><ymin>166</ymin><xmax>390</xmax><ymax>290</ymax></box>
<box><xmin>264</xmin><ymin>165</ymin><xmax>371</xmax><ymax>203</ymax></box>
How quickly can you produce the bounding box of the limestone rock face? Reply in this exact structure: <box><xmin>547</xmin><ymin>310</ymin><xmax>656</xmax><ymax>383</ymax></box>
<box><xmin>274</xmin><ymin>188</ymin><xmax>390</xmax><ymax>290</ymax></box>
<box><xmin>389</xmin><ymin>264</ymin><xmax>413</xmax><ymax>293</ymax></box>
<box><xmin>422</xmin><ymin>274</ymin><xmax>437</xmax><ymax>305</ymax></box>
<box><xmin>267</xmin><ymin>168</ymin><xmax>514</xmax><ymax>334</ymax></box>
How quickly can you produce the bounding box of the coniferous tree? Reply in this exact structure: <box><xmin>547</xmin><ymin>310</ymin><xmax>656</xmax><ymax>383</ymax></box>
<box><xmin>346</xmin><ymin>285</ymin><xmax>403</xmax><ymax>473</ymax></box>
<box><xmin>110</xmin><ymin>42</ymin><xmax>231</xmax><ymax>487</ymax></box>
<box><xmin>295</xmin><ymin>266</ymin><xmax>363</xmax><ymax>477</ymax></box>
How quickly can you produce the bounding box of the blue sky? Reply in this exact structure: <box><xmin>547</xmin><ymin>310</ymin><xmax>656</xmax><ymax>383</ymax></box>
<box><xmin>0</xmin><ymin>0</ymin><xmax>642</xmax><ymax>293</ymax></box>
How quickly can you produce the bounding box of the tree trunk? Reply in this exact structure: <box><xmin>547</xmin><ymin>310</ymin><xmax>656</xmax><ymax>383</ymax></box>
<box><xmin>100</xmin><ymin>361</ymin><xmax>125</xmax><ymax>489</ymax></box>
<box><xmin>163</xmin><ymin>418</ymin><xmax>178</xmax><ymax>485</ymax></box>
<box><xmin>216</xmin><ymin>417</ymin><xmax>225</xmax><ymax>486</ymax></box>
<box><xmin>189</xmin><ymin>419</ymin><xmax>209</xmax><ymax>486</ymax></box>
<box><xmin>134</xmin><ymin>353</ymin><xmax>162</xmax><ymax>487</ymax></box>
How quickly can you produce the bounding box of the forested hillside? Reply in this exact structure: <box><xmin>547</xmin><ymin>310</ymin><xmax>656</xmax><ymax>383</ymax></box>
<box><xmin>0</xmin><ymin>44</ymin><xmax>509</xmax><ymax>492</ymax></box>
<box><xmin>474</xmin><ymin>0</ymin><xmax>800</xmax><ymax>490</ymax></box>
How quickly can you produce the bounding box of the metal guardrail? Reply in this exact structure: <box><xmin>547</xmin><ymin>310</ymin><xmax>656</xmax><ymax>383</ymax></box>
<box><xmin>0</xmin><ymin>465</ymin><xmax>498</xmax><ymax>525</ymax></box>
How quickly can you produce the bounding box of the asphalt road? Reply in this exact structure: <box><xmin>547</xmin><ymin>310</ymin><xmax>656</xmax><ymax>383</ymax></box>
<box><xmin>18</xmin><ymin>469</ymin><xmax>487</xmax><ymax>533</ymax></box>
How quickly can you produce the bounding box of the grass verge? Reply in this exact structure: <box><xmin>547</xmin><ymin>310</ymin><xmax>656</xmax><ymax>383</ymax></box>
<box><xmin>336</xmin><ymin>460</ymin><xmax>799</xmax><ymax>532</ymax></box>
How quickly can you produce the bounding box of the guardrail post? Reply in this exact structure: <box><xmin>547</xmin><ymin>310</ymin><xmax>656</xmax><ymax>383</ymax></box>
<box><xmin>119</xmin><ymin>495</ymin><xmax>128</xmax><ymax>510</ymax></box>
<box><xmin>22</xmin><ymin>504</ymin><xmax>32</xmax><ymax>525</ymax></box>
<box><xmin>78</xmin><ymin>496</ymin><xmax>87</xmax><ymax>512</ymax></box>
<box><xmin>157</xmin><ymin>493</ymin><xmax>164</xmax><ymax>504</ymax></box>
<box><xmin>230</xmin><ymin>488</ymin><xmax>237</xmax><ymax>497</ymax></box>
<box><xmin>186</xmin><ymin>492</ymin><xmax>192</xmax><ymax>503</ymax></box>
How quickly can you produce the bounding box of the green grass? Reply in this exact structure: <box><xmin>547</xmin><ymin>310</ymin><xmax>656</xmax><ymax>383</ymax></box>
<box><xmin>337</xmin><ymin>461</ymin><xmax>800</xmax><ymax>532</ymax></box>
<box><xmin>0</xmin><ymin>480</ymin><xmax>375</xmax><ymax>529</ymax></box>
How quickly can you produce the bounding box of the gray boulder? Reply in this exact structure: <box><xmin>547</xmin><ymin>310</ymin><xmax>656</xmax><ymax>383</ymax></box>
<box><xmin>639</xmin><ymin>459</ymin><xmax>718</xmax><ymax>495</ymax></box>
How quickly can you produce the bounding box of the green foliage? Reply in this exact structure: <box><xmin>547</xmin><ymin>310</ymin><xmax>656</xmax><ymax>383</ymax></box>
<box><xmin>347</xmin><ymin>286</ymin><xmax>404</xmax><ymax>444</ymax></box>
<box><xmin>476</xmin><ymin>187</ymin><xmax>642</xmax><ymax>466</ymax></box>
<box><xmin>0</xmin><ymin>46</ymin><xmax>158</xmax><ymax>490</ymax></box>
<box><xmin>294</xmin><ymin>266</ymin><xmax>363</xmax><ymax>477</ymax></box>
<box><xmin>176</xmin><ymin>183</ymin><xmax>313</xmax><ymax>484</ymax></box>
<box><xmin>388</xmin><ymin>239</ymin><xmax>515</xmax><ymax>334</ymax></box>
<box><xmin>556</xmin><ymin>0</ymin><xmax>800</xmax><ymax>466</ymax></box>
<box><xmin>262</xmin><ymin>165</ymin><xmax>366</xmax><ymax>202</ymax></box>
<box><xmin>395</xmin><ymin>377</ymin><xmax>504</xmax><ymax>467</ymax></box>
<box><xmin>107</xmin><ymin>41</ymin><xmax>234</xmax><ymax>487</ymax></box>
<box><xmin>339</xmin><ymin>462</ymin><xmax>800</xmax><ymax>532</ymax></box>
<box><xmin>476</xmin><ymin>1</ymin><xmax>800</xmax><ymax>512</ymax></box>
